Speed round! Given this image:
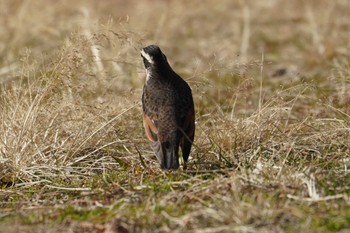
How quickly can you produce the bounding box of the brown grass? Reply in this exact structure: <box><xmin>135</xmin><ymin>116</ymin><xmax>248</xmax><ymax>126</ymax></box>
<box><xmin>0</xmin><ymin>0</ymin><xmax>349</xmax><ymax>232</ymax></box>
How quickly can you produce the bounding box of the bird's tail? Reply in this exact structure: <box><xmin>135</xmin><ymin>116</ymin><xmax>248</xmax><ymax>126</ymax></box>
<box><xmin>150</xmin><ymin>140</ymin><xmax>179</xmax><ymax>170</ymax></box>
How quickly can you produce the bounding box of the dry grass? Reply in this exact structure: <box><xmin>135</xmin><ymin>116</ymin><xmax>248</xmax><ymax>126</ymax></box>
<box><xmin>0</xmin><ymin>0</ymin><xmax>349</xmax><ymax>232</ymax></box>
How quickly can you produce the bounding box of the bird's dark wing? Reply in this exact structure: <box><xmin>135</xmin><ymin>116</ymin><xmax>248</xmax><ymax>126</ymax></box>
<box><xmin>180</xmin><ymin>102</ymin><xmax>195</xmax><ymax>163</ymax></box>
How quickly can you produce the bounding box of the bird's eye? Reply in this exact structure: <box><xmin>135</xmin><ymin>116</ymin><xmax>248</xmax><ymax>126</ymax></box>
<box><xmin>143</xmin><ymin>57</ymin><xmax>151</xmax><ymax>69</ymax></box>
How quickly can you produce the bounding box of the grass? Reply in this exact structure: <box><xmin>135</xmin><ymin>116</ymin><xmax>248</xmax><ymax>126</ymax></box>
<box><xmin>0</xmin><ymin>0</ymin><xmax>349</xmax><ymax>232</ymax></box>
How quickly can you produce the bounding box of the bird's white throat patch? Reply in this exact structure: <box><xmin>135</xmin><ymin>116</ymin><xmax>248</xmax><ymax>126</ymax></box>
<box><xmin>145</xmin><ymin>69</ymin><xmax>152</xmax><ymax>82</ymax></box>
<box><xmin>141</xmin><ymin>49</ymin><xmax>154</xmax><ymax>64</ymax></box>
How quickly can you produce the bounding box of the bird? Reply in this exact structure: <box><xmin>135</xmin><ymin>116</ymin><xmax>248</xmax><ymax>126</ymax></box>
<box><xmin>140</xmin><ymin>45</ymin><xmax>195</xmax><ymax>170</ymax></box>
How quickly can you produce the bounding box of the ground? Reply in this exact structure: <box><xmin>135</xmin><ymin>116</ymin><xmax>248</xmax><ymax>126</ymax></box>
<box><xmin>0</xmin><ymin>0</ymin><xmax>349</xmax><ymax>232</ymax></box>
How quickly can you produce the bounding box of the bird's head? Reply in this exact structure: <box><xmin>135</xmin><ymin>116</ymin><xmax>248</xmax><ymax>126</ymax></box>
<box><xmin>140</xmin><ymin>45</ymin><xmax>169</xmax><ymax>71</ymax></box>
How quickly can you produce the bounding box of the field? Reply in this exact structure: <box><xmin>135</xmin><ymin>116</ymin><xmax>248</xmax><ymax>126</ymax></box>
<box><xmin>0</xmin><ymin>0</ymin><xmax>349</xmax><ymax>232</ymax></box>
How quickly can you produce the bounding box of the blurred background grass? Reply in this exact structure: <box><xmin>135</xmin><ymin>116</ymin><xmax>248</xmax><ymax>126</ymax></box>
<box><xmin>0</xmin><ymin>0</ymin><xmax>349</xmax><ymax>232</ymax></box>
